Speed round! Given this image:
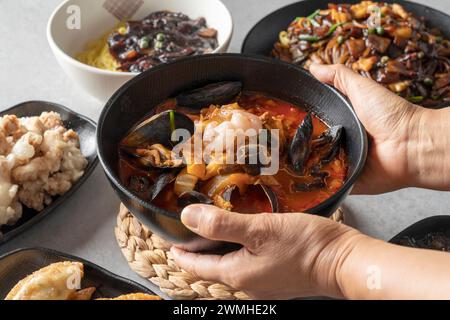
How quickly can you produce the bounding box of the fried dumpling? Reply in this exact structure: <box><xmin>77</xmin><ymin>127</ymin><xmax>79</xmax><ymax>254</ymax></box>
<box><xmin>97</xmin><ymin>293</ymin><xmax>162</xmax><ymax>300</ymax></box>
<box><xmin>5</xmin><ymin>261</ymin><xmax>94</xmax><ymax>300</ymax></box>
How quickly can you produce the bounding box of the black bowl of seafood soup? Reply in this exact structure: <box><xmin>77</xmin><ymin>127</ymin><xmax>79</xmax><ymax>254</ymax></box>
<box><xmin>97</xmin><ymin>54</ymin><xmax>367</xmax><ymax>251</ymax></box>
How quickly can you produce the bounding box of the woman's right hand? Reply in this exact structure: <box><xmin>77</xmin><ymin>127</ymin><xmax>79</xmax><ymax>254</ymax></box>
<box><xmin>310</xmin><ymin>63</ymin><xmax>450</xmax><ymax>194</ymax></box>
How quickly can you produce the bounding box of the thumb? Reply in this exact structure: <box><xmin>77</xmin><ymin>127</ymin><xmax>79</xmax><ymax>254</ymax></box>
<box><xmin>181</xmin><ymin>204</ymin><xmax>259</xmax><ymax>246</ymax></box>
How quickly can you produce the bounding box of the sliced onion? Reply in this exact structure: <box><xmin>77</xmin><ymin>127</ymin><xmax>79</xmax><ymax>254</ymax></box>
<box><xmin>174</xmin><ymin>169</ymin><xmax>198</xmax><ymax>196</ymax></box>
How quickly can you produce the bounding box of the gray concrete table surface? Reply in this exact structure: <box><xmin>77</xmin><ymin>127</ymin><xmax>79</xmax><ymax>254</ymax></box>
<box><xmin>0</xmin><ymin>0</ymin><xmax>449</xmax><ymax>297</ymax></box>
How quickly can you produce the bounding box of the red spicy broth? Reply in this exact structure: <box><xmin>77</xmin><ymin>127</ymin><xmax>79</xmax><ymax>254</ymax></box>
<box><xmin>118</xmin><ymin>92</ymin><xmax>348</xmax><ymax>214</ymax></box>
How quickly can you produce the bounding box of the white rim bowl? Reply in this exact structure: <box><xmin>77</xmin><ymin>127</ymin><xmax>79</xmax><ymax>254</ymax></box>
<box><xmin>47</xmin><ymin>0</ymin><xmax>233</xmax><ymax>102</ymax></box>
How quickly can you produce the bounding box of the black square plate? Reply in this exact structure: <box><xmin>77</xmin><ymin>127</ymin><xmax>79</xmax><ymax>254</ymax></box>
<box><xmin>0</xmin><ymin>247</ymin><xmax>155</xmax><ymax>299</ymax></box>
<box><xmin>0</xmin><ymin>101</ymin><xmax>98</xmax><ymax>244</ymax></box>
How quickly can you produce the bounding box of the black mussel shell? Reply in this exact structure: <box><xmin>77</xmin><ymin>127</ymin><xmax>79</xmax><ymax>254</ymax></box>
<box><xmin>314</xmin><ymin>125</ymin><xmax>343</xmax><ymax>165</ymax></box>
<box><xmin>289</xmin><ymin>113</ymin><xmax>313</xmax><ymax>175</ymax></box>
<box><xmin>310</xmin><ymin>165</ymin><xmax>330</xmax><ymax>179</ymax></box>
<box><xmin>176</xmin><ymin>81</ymin><xmax>242</xmax><ymax>109</ymax></box>
<box><xmin>148</xmin><ymin>171</ymin><xmax>178</xmax><ymax>201</ymax></box>
<box><xmin>177</xmin><ymin>191</ymin><xmax>214</xmax><ymax>207</ymax></box>
<box><xmin>260</xmin><ymin>184</ymin><xmax>279</xmax><ymax>213</ymax></box>
<box><xmin>128</xmin><ymin>175</ymin><xmax>150</xmax><ymax>194</ymax></box>
<box><xmin>223</xmin><ymin>184</ymin><xmax>279</xmax><ymax>213</ymax></box>
<box><xmin>121</xmin><ymin>110</ymin><xmax>195</xmax><ymax>149</ymax></box>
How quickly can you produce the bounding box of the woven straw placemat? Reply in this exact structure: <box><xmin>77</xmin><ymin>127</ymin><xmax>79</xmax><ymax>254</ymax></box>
<box><xmin>115</xmin><ymin>203</ymin><xmax>344</xmax><ymax>300</ymax></box>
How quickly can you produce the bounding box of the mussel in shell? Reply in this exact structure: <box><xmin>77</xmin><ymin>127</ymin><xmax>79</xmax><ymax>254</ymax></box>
<box><xmin>127</xmin><ymin>171</ymin><xmax>178</xmax><ymax>202</ymax></box>
<box><xmin>176</xmin><ymin>81</ymin><xmax>243</xmax><ymax>109</ymax></box>
<box><xmin>120</xmin><ymin>110</ymin><xmax>195</xmax><ymax>169</ymax></box>
<box><xmin>289</xmin><ymin>115</ymin><xmax>344</xmax><ymax>178</ymax></box>
<box><xmin>289</xmin><ymin>113</ymin><xmax>313</xmax><ymax>175</ymax></box>
<box><xmin>312</xmin><ymin>125</ymin><xmax>343</xmax><ymax>165</ymax></box>
<box><xmin>125</xmin><ymin>144</ymin><xmax>183</xmax><ymax>169</ymax></box>
<box><xmin>120</xmin><ymin>110</ymin><xmax>195</xmax><ymax>149</ymax></box>
<box><xmin>177</xmin><ymin>191</ymin><xmax>214</xmax><ymax>207</ymax></box>
<box><xmin>221</xmin><ymin>184</ymin><xmax>279</xmax><ymax>213</ymax></box>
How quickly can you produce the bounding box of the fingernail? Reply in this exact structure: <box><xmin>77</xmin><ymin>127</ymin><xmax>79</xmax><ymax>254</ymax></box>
<box><xmin>181</xmin><ymin>206</ymin><xmax>201</xmax><ymax>230</ymax></box>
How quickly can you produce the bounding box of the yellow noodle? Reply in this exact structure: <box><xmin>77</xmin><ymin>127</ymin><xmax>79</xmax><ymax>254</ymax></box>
<box><xmin>76</xmin><ymin>23</ymin><xmax>125</xmax><ymax>72</ymax></box>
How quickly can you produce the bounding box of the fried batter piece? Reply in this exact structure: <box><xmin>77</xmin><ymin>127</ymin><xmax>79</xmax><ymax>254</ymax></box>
<box><xmin>0</xmin><ymin>112</ymin><xmax>88</xmax><ymax>223</ymax></box>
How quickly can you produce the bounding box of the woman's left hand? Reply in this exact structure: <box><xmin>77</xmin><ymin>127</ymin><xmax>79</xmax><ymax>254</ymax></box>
<box><xmin>171</xmin><ymin>204</ymin><xmax>363</xmax><ymax>300</ymax></box>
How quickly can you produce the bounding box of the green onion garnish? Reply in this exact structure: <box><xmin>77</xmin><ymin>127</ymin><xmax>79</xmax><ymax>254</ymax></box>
<box><xmin>299</xmin><ymin>22</ymin><xmax>346</xmax><ymax>42</ymax></box>
<box><xmin>326</xmin><ymin>22</ymin><xmax>345</xmax><ymax>37</ymax></box>
<box><xmin>408</xmin><ymin>96</ymin><xmax>424</xmax><ymax>103</ymax></box>
<box><xmin>310</xmin><ymin>19</ymin><xmax>320</xmax><ymax>27</ymax></box>
<box><xmin>299</xmin><ymin>34</ymin><xmax>320</xmax><ymax>42</ymax></box>
<box><xmin>307</xmin><ymin>9</ymin><xmax>320</xmax><ymax>20</ymax></box>
<box><xmin>307</xmin><ymin>10</ymin><xmax>321</xmax><ymax>27</ymax></box>
<box><xmin>169</xmin><ymin>110</ymin><xmax>176</xmax><ymax>140</ymax></box>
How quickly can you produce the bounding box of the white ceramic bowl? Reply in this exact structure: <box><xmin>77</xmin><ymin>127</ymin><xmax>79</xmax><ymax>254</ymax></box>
<box><xmin>47</xmin><ymin>0</ymin><xmax>233</xmax><ymax>103</ymax></box>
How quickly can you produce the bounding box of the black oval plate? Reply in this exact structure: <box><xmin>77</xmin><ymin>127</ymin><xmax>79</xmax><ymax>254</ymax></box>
<box><xmin>0</xmin><ymin>101</ymin><xmax>98</xmax><ymax>244</ymax></box>
<box><xmin>241</xmin><ymin>0</ymin><xmax>450</xmax><ymax>108</ymax></box>
<box><xmin>390</xmin><ymin>215</ymin><xmax>450</xmax><ymax>246</ymax></box>
<box><xmin>0</xmin><ymin>247</ymin><xmax>155</xmax><ymax>299</ymax></box>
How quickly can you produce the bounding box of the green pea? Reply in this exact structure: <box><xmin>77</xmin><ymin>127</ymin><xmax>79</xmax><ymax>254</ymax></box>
<box><xmin>337</xmin><ymin>35</ymin><xmax>345</xmax><ymax>45</ymax></box>
<box><xmin>138</xmin><ymin>36</ymin><xmax>150</xmax><ymax>49</ymax></box>
<box><xmin>380</xmin><ymin>56</ymin><xmax>389</xmax><ymax>64</ymax></box>
<box><xmin>423</xmin><ymin>77</ymin><xmax>434</xmax><ymax>86</ymax></box>
<box><xmin>156</xmin><ymin>33</ymin><xmax>165</xmax><ymax>42</ymax></box>
<box><xmin>417</xmin><ymin>51</ymin><xmax>425</xmax><ymax>59</ymax></box>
